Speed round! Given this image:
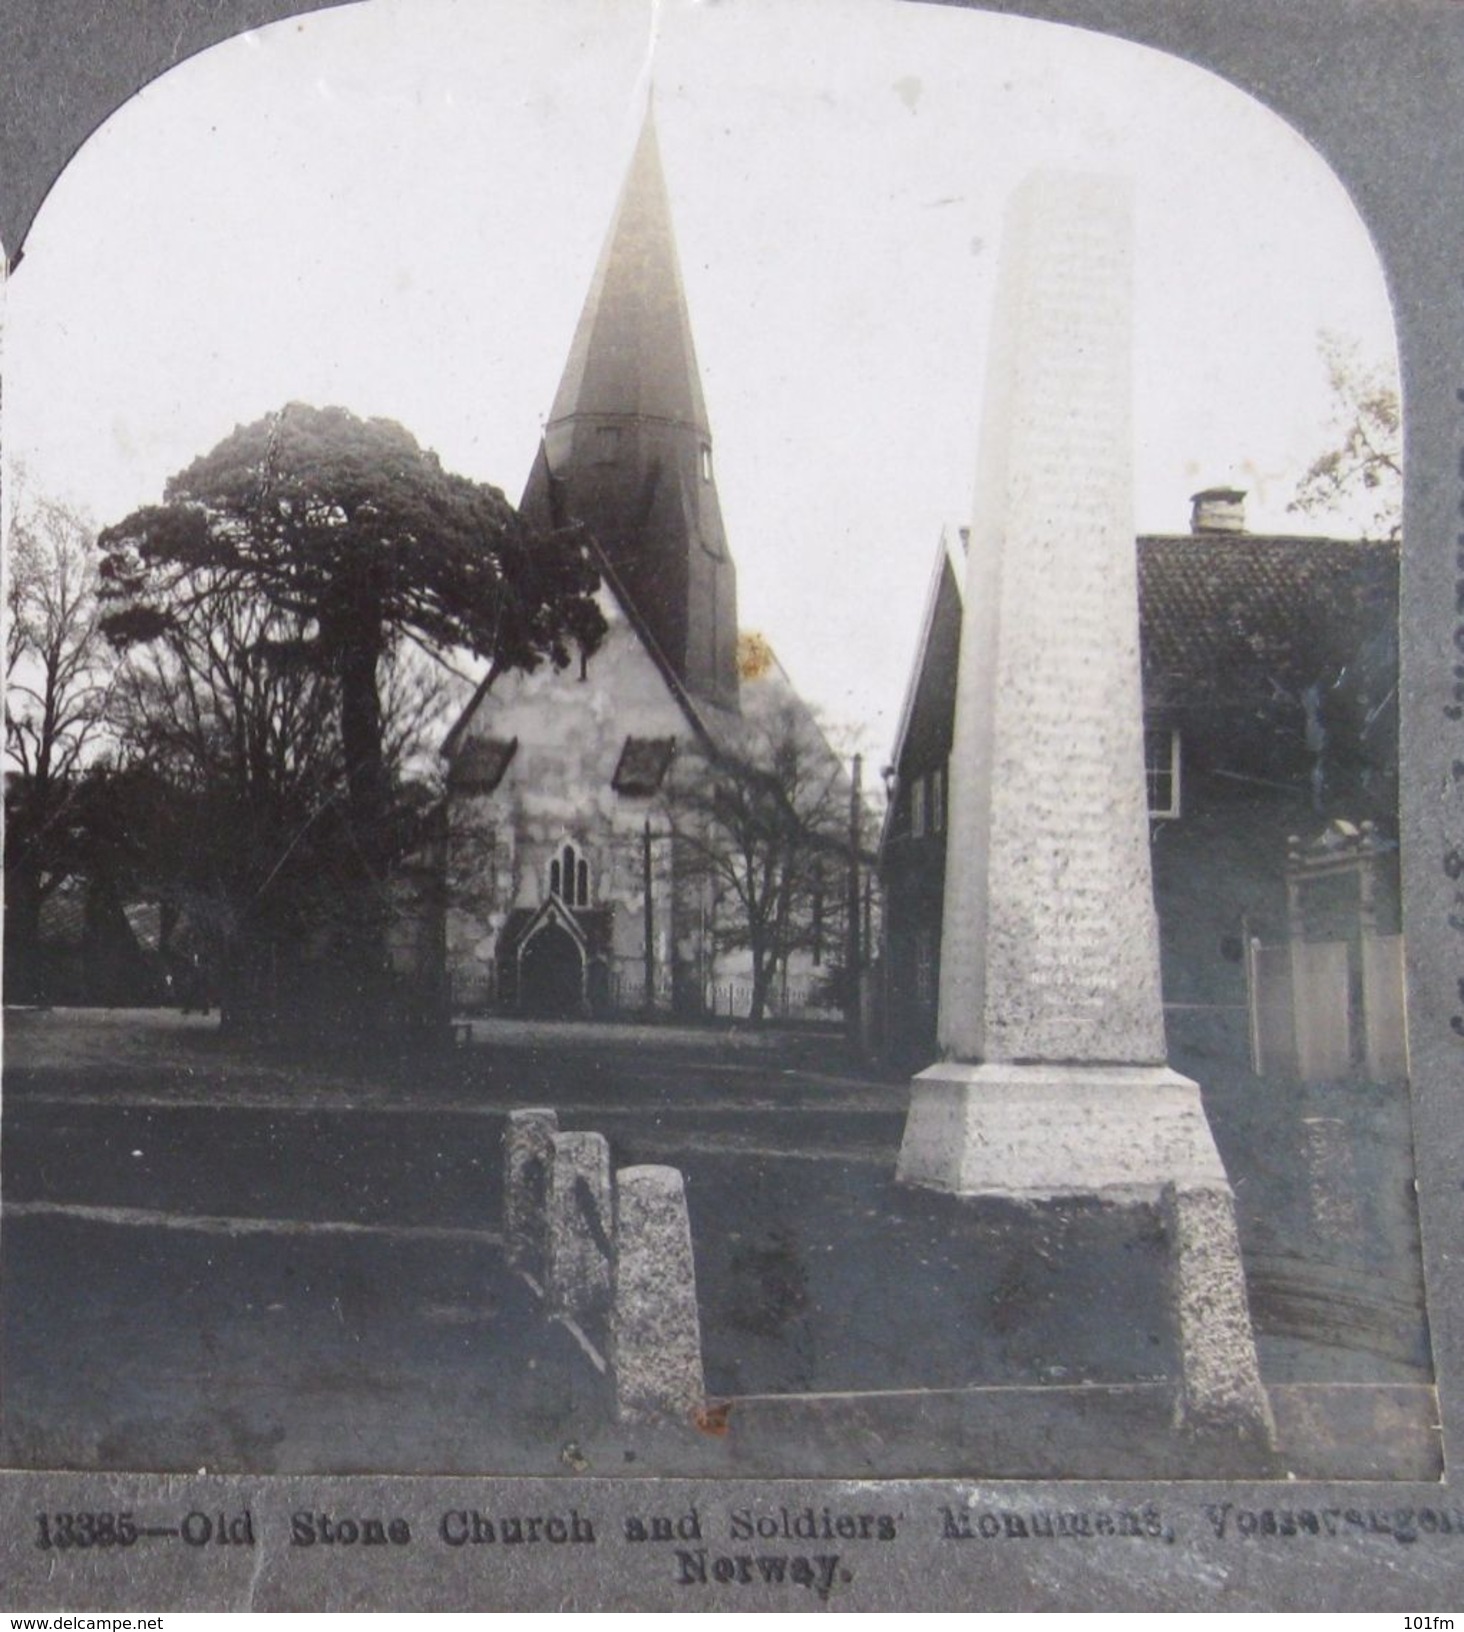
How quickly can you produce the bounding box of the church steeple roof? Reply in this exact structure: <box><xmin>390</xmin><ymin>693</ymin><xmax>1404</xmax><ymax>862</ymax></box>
<box><xmin>522</xmin><ymin>105</ymin><xmax>740</xmax><ymax>713</ymax></box>
<box><xmin>546</xmin><ymin>110</ymin><xmax>711</xmax><ymax>438</ymax></box>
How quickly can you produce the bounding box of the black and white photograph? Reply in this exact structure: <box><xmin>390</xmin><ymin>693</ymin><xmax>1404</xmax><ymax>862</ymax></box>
<box><xmin>0</xmin><ymin>0</ymin><xmax>1460</xmax><ymax>1612</ymax></box>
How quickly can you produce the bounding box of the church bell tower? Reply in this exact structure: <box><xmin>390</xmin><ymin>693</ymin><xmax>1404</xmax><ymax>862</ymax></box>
<box><xmin>521</xmin><ymin>107</ymin><xmax>741</xmax><ymax>713</ymax></box>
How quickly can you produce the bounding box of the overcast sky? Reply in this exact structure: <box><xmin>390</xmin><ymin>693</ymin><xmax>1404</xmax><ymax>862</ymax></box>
<box><xmin>2</xmin><ymin>0</ymin><xmax>1398</xmax><ymax>756</ymax></box>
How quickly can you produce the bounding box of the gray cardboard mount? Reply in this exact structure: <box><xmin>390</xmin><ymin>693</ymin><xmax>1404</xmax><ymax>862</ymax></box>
<box><xmin>2</xmin><ymin>0</ymin><xmax>1463</xmax><ymax>1611</ymax></box>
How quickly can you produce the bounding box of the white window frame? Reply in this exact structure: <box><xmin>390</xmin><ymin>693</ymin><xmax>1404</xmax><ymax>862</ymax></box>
<box><xmin>1146</xmin><ymin>730</ymin><xmax>1182</xmax><ymax>820</ymax></box>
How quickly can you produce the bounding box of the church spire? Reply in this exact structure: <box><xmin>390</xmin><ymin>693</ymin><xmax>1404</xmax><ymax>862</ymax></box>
<box><xmin>521</xmin><ymin>104</ymin><xmax>740</xmax><ymax>712</ymax></box>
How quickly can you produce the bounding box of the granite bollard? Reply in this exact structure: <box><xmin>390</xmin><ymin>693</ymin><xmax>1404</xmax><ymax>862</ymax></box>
<box><xmin>503</xmin><ymin>1107</ymin><xmax>558</xmax><ymax>1288</ymax></box>
<box><xmin>611</xmin><ymin>1165</ymin><xmax>705</xmax><ymax>1422</ymax></box>
<box><xmin>1162</xmin><ymin>1182</ymin><xmax>1277</xmax><ymax>1443</ymax></box>
<box><xmin>547</xmin><ymin>1130</ymin><xmax>613</xmax><ymax>1340</ymax></box>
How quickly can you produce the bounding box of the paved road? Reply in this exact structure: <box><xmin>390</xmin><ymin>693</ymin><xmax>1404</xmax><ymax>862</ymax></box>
<box><xmin>0</xmin><ymin>1007</ymin><xmax>1434</xmax><ymax>1475</ymax></box>
<box><xmin>1</xmin><ymin>1009</ymin><xmax>1178</xmax><ymax>1472</ymax></box>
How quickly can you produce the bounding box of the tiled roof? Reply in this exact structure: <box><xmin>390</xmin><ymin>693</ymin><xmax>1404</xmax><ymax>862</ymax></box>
<box><xmin>1137</xmin><ymin>534</ymin><xmax>1397</xmax><ymax>710</ymax></box>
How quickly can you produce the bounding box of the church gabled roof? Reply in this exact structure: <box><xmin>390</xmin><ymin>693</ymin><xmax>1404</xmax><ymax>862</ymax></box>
<box><xmin>441</xmin><ymin>531</ymin><xmax>732</xmax><ymax>767</ymax></box>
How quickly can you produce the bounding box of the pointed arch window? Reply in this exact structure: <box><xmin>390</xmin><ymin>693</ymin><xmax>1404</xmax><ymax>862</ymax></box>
<box><xmin>550</xmin><ymin>840</ymin><xmax>593</xmax><ymax>907</ymax></box>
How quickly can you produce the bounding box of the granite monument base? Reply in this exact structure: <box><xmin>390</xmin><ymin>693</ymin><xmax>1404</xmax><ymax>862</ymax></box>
<box><xmin>898</xmin><ymin>1059</ymin><xmax>1274</xmax><ymax>1444</ymax></box>
<box><xmin>897</xmin><ymin>1060</ymin><xmax>1227</xmax><ymax>1197</ymax></box>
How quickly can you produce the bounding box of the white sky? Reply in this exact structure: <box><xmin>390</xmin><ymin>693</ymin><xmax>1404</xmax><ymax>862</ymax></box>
<box><xmin>2</xmin><ymin>0</ymin><xmax>1398</xmax><ymax>758</ymax></box>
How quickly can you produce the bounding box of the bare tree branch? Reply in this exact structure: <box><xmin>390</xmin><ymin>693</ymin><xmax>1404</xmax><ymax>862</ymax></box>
<box><xmin>1289</xmin><ymin>331</ymin><xmax>1402</xmax><ymax>542</ymax></box>
<box><xmin>664</xmin><ymin>695</ymin><xmax>849</xmax><ymax>1024</ymax></box>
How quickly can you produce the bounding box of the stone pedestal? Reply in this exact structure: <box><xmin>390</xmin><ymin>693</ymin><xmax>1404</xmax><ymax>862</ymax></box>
<box><xmin>611</xmin><ymin>1165</ymin><xmax>705</xmax><ymax>1422</ymax></box>
<box><xmin>897</xmin><ymin>1063</ymin><xmax>1226</xmax><ymax>1199</ymax></box>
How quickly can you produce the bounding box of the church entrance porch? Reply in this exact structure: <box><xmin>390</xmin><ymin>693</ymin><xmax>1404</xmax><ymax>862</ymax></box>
<box><xmin>518</xmin><ymin>921</ymin><xmax>584</xmax><ymax>1018</ymax></box>
<box><xmin>497</xmin><ymin>899</ymin><xmax>614</xmax><ymax>1018</ymax></box>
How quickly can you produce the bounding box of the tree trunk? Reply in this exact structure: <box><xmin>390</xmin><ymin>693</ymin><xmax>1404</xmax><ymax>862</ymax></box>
<box><xmin>333</xmin><ymin>622</ymin><xmax>391</xmax><ymax>1042</ymax></box>
<box><xmin>337</xmin><ymin>629</ymin><xmax>388</xmax><ymax>875</ymax></box>
<box><xmin>748</xmin><ymin>948</ymin><xmax>772</xmax><ymax>1027</ymax></box>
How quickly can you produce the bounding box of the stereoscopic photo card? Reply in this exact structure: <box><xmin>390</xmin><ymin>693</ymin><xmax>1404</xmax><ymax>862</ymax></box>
<box><xmin>0</xmin><ymin>0</ymin><xmax>1460</xmax><ymax>1611</ymax></box>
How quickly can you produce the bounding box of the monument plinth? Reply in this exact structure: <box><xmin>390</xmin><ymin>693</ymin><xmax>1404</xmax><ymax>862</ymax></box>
<box><xmin>896</xmin><ymin>173</ymin><xmax>1271</xmax><ymax>1441</ymax></box>
<box><xmin>896</xmin><ymin>1062</ymin><xmax>1227</xmax><ymax>1198</ymax></box>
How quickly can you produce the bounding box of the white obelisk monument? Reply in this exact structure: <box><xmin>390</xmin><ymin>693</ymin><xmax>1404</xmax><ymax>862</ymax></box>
<box><xmin>896</xmin><ymin>173</ymin><xmax>1271</xmax><ymax>1438</ymax></box>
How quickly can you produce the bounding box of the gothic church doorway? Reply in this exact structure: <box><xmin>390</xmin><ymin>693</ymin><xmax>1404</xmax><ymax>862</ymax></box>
<box><xmin>519</xmin><ymin>921</ymin><xmax>585</xmax><ymax>1017</ymax></box>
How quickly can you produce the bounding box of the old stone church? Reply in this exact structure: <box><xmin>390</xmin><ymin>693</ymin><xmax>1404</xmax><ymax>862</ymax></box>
<box><xmin>437</xmin><ymin>112</ymin><xmax>844</xmax><ymax>1021</ymax></box>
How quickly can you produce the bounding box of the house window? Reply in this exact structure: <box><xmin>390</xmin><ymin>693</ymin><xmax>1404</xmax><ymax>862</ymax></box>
<box><xmin>550</xmin><ymin>841</ymin><xmax>592</xmax><ymax>907</ymax></box>
<box><xmin>700</xmin><ymin>443</ymin><xmax>713</xmax><ymax>482</ymax></box>
<box><xmin>910</xmin><ymin>774</ymin><xmax>926</xmax><ymax>839</ymax></box>
<box><xmin>1145</xmin><ymin>730</ymin><xmax>1182</xmax><ymax>819</ymax></box>
<box><xmin>595</xmin><ymin>425</ymin><xmax>621</xmax><ymax>464</ymax></box>
<box><xmin>930</xmin><ymin>764</ymin><xmax>945</xmax><ymax>835</ymax></box>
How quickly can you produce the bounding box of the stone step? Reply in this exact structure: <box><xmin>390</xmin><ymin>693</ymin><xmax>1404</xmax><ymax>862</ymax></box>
<box><xmin>614</xmin><ymin>1380</ymin><xmax>1439</xmax><ymax>1482</ymax></box>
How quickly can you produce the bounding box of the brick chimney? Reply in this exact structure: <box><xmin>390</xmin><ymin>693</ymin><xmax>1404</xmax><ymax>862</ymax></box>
<box><xmin>1190</xmin><ymin>487</ymin><xmax>1246</xmax><ymax>534</ymax></box>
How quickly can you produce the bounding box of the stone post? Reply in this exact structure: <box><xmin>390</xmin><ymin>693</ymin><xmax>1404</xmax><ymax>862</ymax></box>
<box><xmin>546</xmin><ymin>1130</ymin><xmax>613</xmax><ymax>1339</ymax></box>
<box><xmin>611</xmin><ymin>1165</ymin><xmax>706</xmax><ymax>1422</ymax></box>
<box><xmin>1162</xmin><ymin>1182</ymin><xmax>1277</xmax><ymax>1445</ymax></box>
<box><xmin>896</xmin><ymin>171</ymin><xmax>1271</xmax><ymax>1443</ymax></box>
<box><xmin>503</xmin><ymin>1108</ymin><xmax>558</xmax><ymax>1289</ymax></box>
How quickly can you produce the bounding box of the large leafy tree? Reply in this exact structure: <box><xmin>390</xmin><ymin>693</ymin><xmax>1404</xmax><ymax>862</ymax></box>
<box><xmin>98</xmin><ymin>403</ymin><xmax>606</xmax><ymax>1030</ymax></box>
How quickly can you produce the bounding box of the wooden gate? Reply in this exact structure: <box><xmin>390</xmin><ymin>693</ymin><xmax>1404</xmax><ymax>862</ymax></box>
<box><xmin>1245</xmin><ymin>822</ymin><xmax>1407</xmax><ymax>1083</ymax></box>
